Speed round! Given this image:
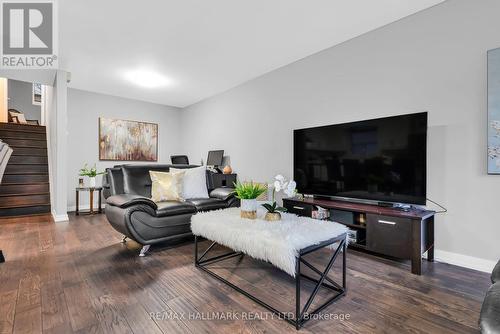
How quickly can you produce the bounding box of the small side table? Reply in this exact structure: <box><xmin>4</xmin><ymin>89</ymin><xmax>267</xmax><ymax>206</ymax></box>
<box><xmin>211</xmin><ymin>173</ymin><xmax>237</xmax><ymax>188</ymax></box>
<box><xmin>75</xmin><ymin>187</ymin><xmax>103</xmax><ymax>215</ymax></box>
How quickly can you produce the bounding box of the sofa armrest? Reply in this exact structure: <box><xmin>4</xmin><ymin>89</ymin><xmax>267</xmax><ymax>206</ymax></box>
<box><xmin>210</xmin><ymin>187</ymin><xmax>236</xmax><ymax>201</ymax></box>
<box><xmin>492</xmin><ymin>260</ymin><xmax>500</xmax><ymax>284</ymax></box>
<box><xmin>480</xmin><ymin>283</ymin><xmax>500</xmax><ymax>333</ymax></box>
<box><xmin>106</xmin><ymin>194</ymin><xmax>158</xmax><ymax>210</ymax></box>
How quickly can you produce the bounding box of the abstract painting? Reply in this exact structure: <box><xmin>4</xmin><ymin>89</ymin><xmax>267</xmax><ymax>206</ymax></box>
<box><xmin>99</xmin><ymin>117</ymin><xmax>158</xmax><ymax>161</ymax></box>
<box><xmin>488</xmin><ymin>48</ymin><xmax>500</xmax><ymax>174</ymax></box>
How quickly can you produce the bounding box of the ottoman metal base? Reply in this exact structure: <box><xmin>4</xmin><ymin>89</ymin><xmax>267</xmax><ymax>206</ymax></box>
<box><xmin>194</xmin><ymin>234</ymin><xmax>347</xmax><ymax>330</ymax></box>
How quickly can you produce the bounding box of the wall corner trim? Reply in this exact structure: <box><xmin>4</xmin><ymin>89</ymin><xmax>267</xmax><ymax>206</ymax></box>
<box><xmin>52</xmin><ymin>211</ymin><xmax>69</xmax><ymax>223</ymax></box>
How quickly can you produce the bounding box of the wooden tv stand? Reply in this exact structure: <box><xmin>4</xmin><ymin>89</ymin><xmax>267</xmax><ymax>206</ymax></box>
<box><xmin>283</xmin><ymin>197</ymin><xmax>435</xmax><ymax>275</ymax></box>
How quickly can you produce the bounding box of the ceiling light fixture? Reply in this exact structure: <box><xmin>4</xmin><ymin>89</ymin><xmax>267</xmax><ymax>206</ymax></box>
<box><xmin>124</xmin><ymin>69</ymin><xmax>172</xmax><ymax>88</ymax></box>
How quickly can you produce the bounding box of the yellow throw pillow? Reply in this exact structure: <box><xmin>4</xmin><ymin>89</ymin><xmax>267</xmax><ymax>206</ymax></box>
<box><xmin>149</xmin><ymin>170</ymin><xmax>185</xmax><ymax>202</ymax></box>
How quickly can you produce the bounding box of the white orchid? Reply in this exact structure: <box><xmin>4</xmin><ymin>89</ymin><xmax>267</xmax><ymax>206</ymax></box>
<box><xmin>274</xmin><ymin>175</ymin><xmax>287</xmax><ymax>192</ymax></box>
<box><xmin>285</xmin><ymin>180</ymin><xmax>297</xmax><ymax>197</ymax></box>
<box><xmin>274</xmin><ymin>180</ymin><xmax>283</xmax><ymax>192</ymax></box>
<box><xmin>272</xmin><ymin>175</ymin><xmax>296</xmax><ymax>199</ymax></box>
<box><xmin>263</xmin><ymin>175</ymin><xmax>297</xmax><ymax>214</ymax></box>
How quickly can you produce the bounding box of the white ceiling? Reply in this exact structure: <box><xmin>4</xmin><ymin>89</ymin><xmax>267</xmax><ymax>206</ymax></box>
<box><xmin>0</xmin><ymin>69</ymin><xmax>56</xmax><ymax>86</ymax></box>
<box><xmin>60</xmin><ymin>0</ymin><xmax>444</xmax><ymax>108</ymax></box>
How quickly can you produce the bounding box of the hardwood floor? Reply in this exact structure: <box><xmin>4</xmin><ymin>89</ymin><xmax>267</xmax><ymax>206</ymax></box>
<box><xmin>0</xmin><ymin>213</ymin><xmax>490</xmax><ymax>333</ymax></box>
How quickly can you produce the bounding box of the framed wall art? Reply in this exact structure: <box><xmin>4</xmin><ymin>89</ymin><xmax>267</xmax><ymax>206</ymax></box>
<box><xmin>99</xmin><ymin>117</ymin><xmax>158</xmax><ymax>161</ymax></box>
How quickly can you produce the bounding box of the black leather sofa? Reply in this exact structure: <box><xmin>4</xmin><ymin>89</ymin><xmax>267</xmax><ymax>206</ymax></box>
<box><xmin>103</xmin><ymin>164</ymin><xmax>239</xmax><ymax>256</ymax></box>
<box><xmin>480</xmin><ymin>260</ymin><xmax>500</xmax><ymax>333</ymax></box>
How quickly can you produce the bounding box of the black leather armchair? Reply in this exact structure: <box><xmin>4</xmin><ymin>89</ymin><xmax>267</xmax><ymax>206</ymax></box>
<box><xmin>480</xmin><ymin>260</ymin><xmax>500</xmax><ymax>333</ymax></box>
<box><xmin>103</xmin><ymin>164</ymin><xmax>239</xmax><ymax>256</ymax></box>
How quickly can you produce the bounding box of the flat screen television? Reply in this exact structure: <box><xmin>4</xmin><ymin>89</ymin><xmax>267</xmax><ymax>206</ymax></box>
<box><xmin>294</xmin><ymin>112</ymin><xmax>427</xmax><ymax>205</ymax></box>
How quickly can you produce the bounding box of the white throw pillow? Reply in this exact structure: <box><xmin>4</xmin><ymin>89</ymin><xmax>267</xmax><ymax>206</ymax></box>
<box><xmin>170</xmin><ymin>166</ymin><xmax>209</xmax><ymax>199</ymax></box>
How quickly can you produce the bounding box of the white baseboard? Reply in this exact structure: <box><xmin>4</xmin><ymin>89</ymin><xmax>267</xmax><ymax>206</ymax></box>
<box><xmin>433</xmin><ymin>249</ymin><xmax>496</xmax><ymax>273</ymax></box>
<box><xmin>67</xmin><ymin>204</ymin><xmax>106</xmax><ymax>212</ymax></box>
<box><xmin>52</xmin><ymin>210</ymin><xmax>69</xmax><ymax>222</ymax></box>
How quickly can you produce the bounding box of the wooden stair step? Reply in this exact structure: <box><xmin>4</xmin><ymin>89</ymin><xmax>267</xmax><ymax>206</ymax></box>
<box><xmin>1</xmin><ymin>138</ymin><xmax>47</xmax><ymax>148</ymax></box>
<box><xmin>0</xmin><ymin>123</ymin><xmax>51</xmax><ymax>217</ymax></box>
<box><xmin>9</xmin><ymin>156</ymin><xmax>48</xmax><ymax>164</ymax></box>
<box><xmin>0</xmin><ymin>192</ymin><xmax>49</xmax><ymax>198</ymax></box>
<box><xmin>0</xmin><ymin>204</ymin><xmax>51</xmax><ymax>217</ymax></box>
<box><xmin>2</xmin><ymin>174</ymin><xmax>49</xmax><ymax>184</ymax></box>
<box><xmin>0</xmin><ymin>123</ymin><xmax>46</xmax><ymax>133</ymax></box>
<box><xmin>5</xmin><ymin>164</ymin><xmax>48</xmax><ymax>174</ymax></box>
<box><xmin>0</xmin><ymin>183</ymin><xmax>50</xmax><ymax>195</ymax></box>
<box><xmin>0</xmin><ymin>130</ymin><xmax>46</xmax><ymax>140</ymax></box>
<box><xmin>10</xmin><ymin>147</ymin><xmax>47</xmax><ymax>156</ymax></box>
<box><xmin>0</xmin><ymin>193</ymin><xmax>50</xmax><ymax>207</ymax></box>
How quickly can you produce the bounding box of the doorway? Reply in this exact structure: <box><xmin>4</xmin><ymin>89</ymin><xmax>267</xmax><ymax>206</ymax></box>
<box><xmin>1</xmin><ymin>78</ymin><xmax>45</xmax><ymax>126</ymax></box>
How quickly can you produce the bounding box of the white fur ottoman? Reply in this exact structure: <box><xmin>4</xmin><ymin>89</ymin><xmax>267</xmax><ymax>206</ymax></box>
<box><xmin>191</xmin><ymin>207</ymin><xmax>347</xmax><ymax>276</ymax></box>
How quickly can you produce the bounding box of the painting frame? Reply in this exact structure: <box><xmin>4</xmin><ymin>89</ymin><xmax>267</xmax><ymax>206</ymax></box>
<box><xmin>488</xmin><ymin>47</ymin><xmax>500</xmax><ymax>174</ymax></box>
<box><xmin>98</xmin><ymin>117</ymin><xmax>158</xmax><ymax>162</ymax></box>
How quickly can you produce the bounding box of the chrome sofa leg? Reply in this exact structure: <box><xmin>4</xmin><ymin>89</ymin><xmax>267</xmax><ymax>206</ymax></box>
<box><xmin>139</xmin><ymin>245</ymin><xmax>151</xmax><ymax>257</ymax></box>
<box><xmin>121</xmin><ymin>236</ymin><xmax>127</xmax><ymax>243</ymax></box>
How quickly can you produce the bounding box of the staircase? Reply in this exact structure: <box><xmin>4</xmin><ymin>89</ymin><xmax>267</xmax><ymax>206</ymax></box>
<box><xmin>0</xmin><ymin>123</ymin><xmax>50</xmax><ymax>217</ymax></box>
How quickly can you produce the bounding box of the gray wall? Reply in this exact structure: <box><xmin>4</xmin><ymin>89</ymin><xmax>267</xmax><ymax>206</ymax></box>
<box><xmin>8</xmin><ymin>79</ymin><xmax>41</xmax><ymax>122</ymax></box>
<box><xmin>180</xmin><ymin>0</ymin><xmax>500</xmax><ymax>264</ymax></box>
<box><xmin>67</xmin><ymin>88</ymin><xmax>182</xmax><ymax>210</ymax></box>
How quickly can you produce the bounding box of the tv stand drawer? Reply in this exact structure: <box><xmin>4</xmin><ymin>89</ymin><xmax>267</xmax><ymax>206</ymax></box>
<box><xmin>283</xmin><ymin>200</ymin><xmax>313</xmax><ymax>217</ymax></box>
<box><xmin>366</xmin><ymin>214</ymin><xmax>412</xmax><ymax>259</ymax></box>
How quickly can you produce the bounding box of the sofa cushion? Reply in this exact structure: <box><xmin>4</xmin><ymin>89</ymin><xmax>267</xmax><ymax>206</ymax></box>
<box><xmin>480</xmin><ymin>283</ymin><xmax>500</xmax><ymax>334</ymax></box>
<box><xmin>171</xmin><ymin>166</ymin><xmax>209</xmax><ymax>199</ymax></box>
<box><xmin>186</xmin><ymin>198</ymin><xmax>227</xmax><ymax>212</ymax></box>
<box><xmin>492</xmin><ymin>260</ymin><xmax>500</xmax><ymax>284</ymax></box>
<box><xmin>209</xmin><ymin>187</ymin><xmax>236</xmax><ymax>201</ymax></box>
<box><xmin>122</xmin><ymin>164</ymin><xmax>199</xmax><ymax>197</ymax></box>
<box><xmin>150</xmin><ymin>170</ymin><xmax>185</xmax><ymax>202</ymax></box>
<box><xmin>155</xmin><ymin>201</ymin><xmax>197</xmax><ymax>217</ymax></box>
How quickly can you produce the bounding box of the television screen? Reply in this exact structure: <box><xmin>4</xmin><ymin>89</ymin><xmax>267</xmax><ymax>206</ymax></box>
<box><xmin>293</xmin><ymin>112</ymin><xmax>427</xmax><ymax>205</ymax></box>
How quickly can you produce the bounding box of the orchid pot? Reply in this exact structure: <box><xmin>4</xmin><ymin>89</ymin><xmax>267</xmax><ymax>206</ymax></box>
<box><xmin>264</xmin><ymin>212</ymin><xmax>281</xmax><ymax>221</ymax></box>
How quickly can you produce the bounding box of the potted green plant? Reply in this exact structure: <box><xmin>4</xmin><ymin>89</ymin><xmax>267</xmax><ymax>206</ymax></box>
<box><xmin>79</xmin><ymin>164</ymin><xmax>105</xmax><ymax>188</ymax></box>
<box><xmin>234</xmin><ymin>181</ymin><xmax>266</xmax><ymax>219</ymax></box>
<box><xmin>262</xmin><ymin>174</ymin><xmax>296</xmax><ymax>221</ymax></box>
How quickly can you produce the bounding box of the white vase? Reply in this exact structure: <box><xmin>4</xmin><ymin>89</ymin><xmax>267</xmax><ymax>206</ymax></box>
<box><xmin>89</xmin><ymin>176</ymin><xmax>96</xmax><ymax>188</ymax></box>
<box><xmin>240</xmin><ymin>198</ymin><xmax>257</xmax><ymax>219</ymax></box>
<box><xmin>241</xmin><ymin>198</ymin><xmax>257</xmax><ymax>211</ymax></box>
